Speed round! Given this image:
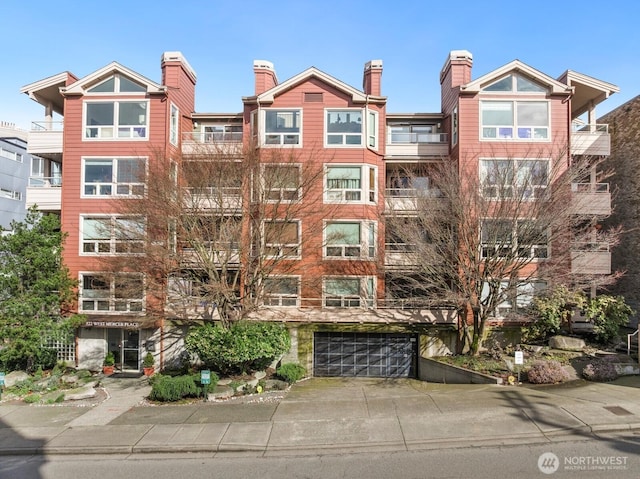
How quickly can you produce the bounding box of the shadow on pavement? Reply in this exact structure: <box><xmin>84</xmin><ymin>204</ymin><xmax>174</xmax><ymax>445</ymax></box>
<box><xmin>0</xmin><ymin>415</ymin><xmax>46</xmax><ymax>478</ymax></box>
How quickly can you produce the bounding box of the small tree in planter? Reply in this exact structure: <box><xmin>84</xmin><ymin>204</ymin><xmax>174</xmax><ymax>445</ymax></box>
<box><xmin>103</xmin><ymin>351</ymin><xmax>115</xmax><ymax>375</ymax></box>
<box><xmin>142</xmin><ymin>352</ymin><xmax>155</xmax><ymax>376</ymax></box>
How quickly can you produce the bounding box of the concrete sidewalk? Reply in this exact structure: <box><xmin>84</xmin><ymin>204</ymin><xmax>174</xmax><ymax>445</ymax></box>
<box><xmin>0</xmin><ymin>375</ymin><xmax>639</xmax><ymax>456</ymax></box>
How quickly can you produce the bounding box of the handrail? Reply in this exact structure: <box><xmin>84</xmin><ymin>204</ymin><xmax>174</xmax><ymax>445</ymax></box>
<box><xmin>571</xmin><ymin>123</ymin><xmax>608</xmax><ymax>133</ymax></box>
<box><xmin>628</xmin><ymin>329</ymin><xmax>639</xmax><ymax>356</ymax></box>
<box><xmin>571</xmin><ymin>241</ymin><xmax>610</xmax><ymax>252</ymax></box>
<box><xmin>30</xmin><ymin>121</ymin><xmax>64</xmax><ymax>132</ymax></box>
<box><xmin>28</xmin><ymin>176</ymin><xmax>62</xmax><ymax>187</ymax></box>
<box><xmin>571</xmin><ymin>182</ymin><xmax>609</xmax><ymax>193</ymax></box>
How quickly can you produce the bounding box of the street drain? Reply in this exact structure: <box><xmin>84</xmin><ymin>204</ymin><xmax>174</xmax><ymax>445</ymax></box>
<box><xmin>603</xmin><ymin>406</ymin><xmax>633</xmax><ymax>416</ymax></box>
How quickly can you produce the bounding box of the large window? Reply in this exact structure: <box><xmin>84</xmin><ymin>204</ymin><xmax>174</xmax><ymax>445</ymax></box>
<box><xmin>481</xmin><ymin>219</ymin><xmax>548</xmax><ymax>259</ymax></box>
<box><xmin>323</xmin><ymin>277</ymin><xmax>375</xmax><ymax>308</ymax></box>
<box><xmin>203</xmin><ymin>124</ymin><xmax>242</xmax><ymax>143</ymax></box>
<box><xmin>484</xmin><ymin>280</ymin><xmax>547</xmax><ymax>318</ymax></box>
<box><xmin>87</xmin><ymin>74</ymin><xmax>146</xmax><ymax>93</ymax></box>
<box><xmin>326</xmin><ymin>109</ymin><xmax>362</xmax><ymax>146</ymax></box>
<box><xmin>81</xmin><ymin>216</ymin><xmax>144</xmax><ymax>254</ymax></box>
<box><xmin>264</xmin><ymin>276</ymin><xmax>299</xmax><ymax>307</ymax></box>
<box><xmin>83</xmin><ymin>158</ymin><xmax>145</xmax><ymax>196</ymax></box>
<box><xmin>263</xmin><ymin>164</ymin><xmax>300</xmax><ymax>201</ymax></box>
<box><xmin>388</xmin><ymin>124</ymin><xmax>440</xmax><ymax>144</ymax></box>
<box><xmin>80</xmin><ymin>273</ymin><xmax>144</xmax><ymax>313</ymax></box>
<box><xmin>84</xmin><ymin>101</ymin><xmax>148</xmax><ymax>139</ymax></box>
<box><xmin>480</xmin><ymin>158</ymin><xmax>549</xmax><ymax>199</ymax></box>
<box><xmin>325</xmin><ymin>165</ymin><xmax>377</xmax><ymax>203</ymax></box>
<box><xmin>264</xmin><ymin>220</ymin><xmax>301</xmax><ymax>258</ymax></box>
<box><xmin>325</xmin><ymin>221</ymin><xmax>375</xmax><ymax>259</ymax></box>
<box><xmin>264</xmin><ymin>109</ymin><xmax>301</xmax><ymax>145</ymax></box>
<box><xmin>0</xmin><ymin>147</ymin><xmax>22</xmax><ymax>162</ymax></box>
<box><xmin>484</xmin><ymin>74</ymin><xmax>547</xmax><ymax>93</ymax></box>
<box><xmin>481</xmin><ymin>101</ymin><xmax>549</xmax><ymax>140</ymax></box>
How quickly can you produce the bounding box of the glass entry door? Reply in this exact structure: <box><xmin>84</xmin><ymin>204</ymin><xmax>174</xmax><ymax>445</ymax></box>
<box><xmin>107</xmin><ymin>329</ymin><xmax>140</xmax><ymax>371</ymax></box>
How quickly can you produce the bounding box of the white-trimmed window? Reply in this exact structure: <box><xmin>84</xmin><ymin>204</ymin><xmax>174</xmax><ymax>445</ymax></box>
<box><xmin>264</xmin><ymin>276</ymin><xmax>300</xmax><ymax>307</ymax></box>
<box><xmin>0</xmin><ymin>147</ymin><xmax>22</xmax><ymax>162</ymax></box>
<box><xmin>324</xmin><ymin>221</ymin><xmax>376</xmax><ymax>259</ymax></box>
<box><xmin>202</xmin><ymin>124</ymin><xmax>243</xmax><ymax>143</ymax></box>
<box><xmin>87</xmin><ymin>74</ymin><xmax>146</xmax><ymax>94</ymax></box>
<box><xmin>263</xmin><ymin>164</ymin><xmax>301</xmax><ymax>201</ymax></box>
<box><xmin>80</xmin><ymin>273</ymin><xmax>144</xmax><ymax>313</ymax></box>
<box><xmin>325</xmin><ymin>164</ymin><xmax>377</xmax><ymax>203</ymax></box>
<box><xmin>480</xmin><ymin>101</ymin><xmax>549</xmax><ymax>140</ymax></box>
<box><xmin>323</xmin><ymin>276</ymin><xmax>375</xmax><ymax>308</ymax></box>
<box><xmin>83</xmin><ymin>157</ymin><xmax>145</xmax><ymax>196</ymax></box>
<box><xmin>326</xmin><ymin>109</ymin><xmax>362</xmax><ymax>146</ymax></box>
<box><xmin>452</xmin><ymin>106</ymin><xmax>458</xmax><ymax>146</ymax></box>
<box><xmin>84</xmin><ymin>100</ymin><xmax>149</xmax><ymax>139</ymax></box>
<box><xmin>483</xmin><ymin>74</ymin><xmax>547</xmax><ymax>93</ymax></box>
<box><xmin>0</xmin><ymin>188</ymin><xmax>21</xmax><ymax>200</ymax></box>
<box><xmin>263</xmin><ymin>220</ymin><xmax>301</xmax><ymax>258</ymax></box>
<box><xmin>483</xmin><ymin>279</ymin><xmax>547</xmax><ymax>318</ymax></box>
<box><xmin>81</xmin><ymin>216</ymin><xmax>144</xmax><ymax>254</ymax></box>
<box><xmin>170</xmin><ymin>104</ymin><xmax>179</xmax><ymax>146</ymax></box>
<box><xmin>264</xmin><ymin>109</ymin><xmax>301</xmax><ymax>145</ymax></box>
<box><xmin>367</xmin><ymin>110</ymin><xmax>378</xmax><ymax>149</ymax></box>
<box><xmin>481</xmin><ymin>219</ymin><xmax>548</xmax><ymax>259</ymax></box>
<box><xmin>480</xmin><ymin>158</ymin><xmax>549</xmax><ymax>199</ymax></box>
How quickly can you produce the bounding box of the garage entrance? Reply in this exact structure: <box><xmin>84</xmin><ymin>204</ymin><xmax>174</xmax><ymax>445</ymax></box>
<box><xmin>313</xmin><ymin>332</ymin><xmax>417</xmax><ymax>378</ymax></box>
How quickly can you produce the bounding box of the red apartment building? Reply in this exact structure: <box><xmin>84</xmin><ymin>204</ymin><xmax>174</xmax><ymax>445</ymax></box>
<box><xmin>21</xmin><ymin>50</ymin><xmax>618</xmax><ymax>377</ymax></box>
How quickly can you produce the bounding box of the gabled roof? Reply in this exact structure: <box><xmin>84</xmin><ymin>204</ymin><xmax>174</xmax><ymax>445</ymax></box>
<box><xmin>21</xmin><ymin>71</ymin><xmax>79</xmax><ymax>115</ymax></box>
<box><xmin>61</xmin><ymin>61</ymin><xmax>166</xmax><ymax>95</ymax></box>
<box><xmin>558</xmin><ymin>70</ymin><xmax>619</xmax><ymax>118</ymax></box>
<box><xmin>460</xmin><ymin>59</ymin><xmax>573</xmax><ymax>95</ymax></box>
<box><xmin>244</xmin><ymin>66</ymin><xmax>385</xmax><ymax>104</ymax></box>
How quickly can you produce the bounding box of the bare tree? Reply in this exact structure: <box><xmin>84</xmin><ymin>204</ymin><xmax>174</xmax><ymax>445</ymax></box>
<box><xmin>384</xmin><ymin>146</ymin><xmax>621</xmax><ymax>355</ymax></box>
<box><xmin>100</xmin><ymin>142</ymin><xmax>328</xmax><ymax>326</ymax></box>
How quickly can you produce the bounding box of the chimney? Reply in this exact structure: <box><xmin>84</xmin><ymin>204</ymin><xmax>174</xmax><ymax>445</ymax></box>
<box><xmin>363</xmin><ymin>60</ymin><xmax>383</xmax><ymax>96</ymax></box>
<box><xmin>253</xmin><ymin>60</ymin><xmax>278</xmax><ymax>95</ymax></box>
<box><xmin>440</xmin><ymin>50</ymin><xmax>473</xmax><ymax>89</ymax></box>
<box><xmin>161</xmin><ymin>51</ymin><xmax>197</xmax><ymax>89</ymax></box>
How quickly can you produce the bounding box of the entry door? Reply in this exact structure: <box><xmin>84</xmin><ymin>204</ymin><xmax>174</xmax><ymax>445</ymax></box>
<box><xmin>107</xmin><ymin>329</ymin><xmax>140</xmax><ymax>371</ymax></box>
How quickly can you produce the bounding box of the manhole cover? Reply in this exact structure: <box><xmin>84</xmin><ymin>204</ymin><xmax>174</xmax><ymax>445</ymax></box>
<box><xmin>603</xmin><ymin>406</ymin><xmax>633</xmax><ymax>416</ymax></box>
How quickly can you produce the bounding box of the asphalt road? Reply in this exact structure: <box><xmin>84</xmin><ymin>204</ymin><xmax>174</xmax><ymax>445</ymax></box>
<box><xmin>2</xmin><ymin>431</ymin><xmax>638</xmax><ymax>479</ymax></box>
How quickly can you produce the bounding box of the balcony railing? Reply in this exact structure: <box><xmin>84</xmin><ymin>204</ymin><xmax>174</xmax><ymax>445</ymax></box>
<box><xmin>26</xmin><ymin>177</ymin><xmax>62</xmax><ymax>211</ymax></box>
<box><xmin>571</xmin><ymin>123</ymin><xmax>610</xmax><ymax>156</ymax></box>
<box><xmin>385</xmin><ymin>188</ymin><xmax>445</xmax><ymax>211</ymax></box>
<box><xmin>388</xmin><ymin>132</ymin><xmax>448</xmax><ymax>144</ymax></box>
<box><xmin>570</xmin><ymin>183</ymin><xmax>611</xmax><ymax>215</ymax></box>
<box><xmin>386</xmin><ymin>132</ymin><xmax>449</xmax><ymax>158</ymax></box>
<box><xmin>571</xmin><ymin>242</ymin><xmax>611</xmax><ymax>275</ymax></box>
<box><xmin>27</xmin><ymin>121</ymin><xmax>64</xmax><ymax>158</ymax></box>
<box><xmin>182</xmin><ymin>131</ymin><xmax>243</xmax><ymax>156</ymax></box>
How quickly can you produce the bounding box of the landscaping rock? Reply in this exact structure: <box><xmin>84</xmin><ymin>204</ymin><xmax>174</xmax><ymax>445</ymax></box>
<box><xmin>4</xmin><ymin>371</ymin><xmax>29</xmax><ymax>388</ymax></box>
<box><xmin>265</xmin><ymin>379</ymin><xmax>289</xmax><ymax>391</ymax></box>
<box><xmin>549</xmin><ymin>335</ymin><xmax>586</xmax><ymax>351</ymax></box>
<box><xmin>207</xmin><ymin>385</ymin><xmax>234</xmax><ymax>400</ymax></box>
<box><xmin>615</xmin><ymin>364</ymin><xmax>640</xmax><ymax>376</ymax></box>
<box><xmin>254</xmin><ymin>370</ymin><xmax>266</xmax><ymax>380</ymax></box>
<box><xmin>61</xmin><ymin>374</ymin><xmax>79</xmax><ymax>385</ymax></box>
<box><xmin>64</xmin><ymin>381</ymin><xmax>98</xmax><ymax>401</ymax></box>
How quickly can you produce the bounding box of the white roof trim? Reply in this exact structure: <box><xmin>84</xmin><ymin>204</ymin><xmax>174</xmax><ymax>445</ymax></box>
<box><xmin>61</xmin><ymin>62</ymin><xmax>165</xmax><ymax>95</ymax></box>
<box><xmin>559</xmin><ymin>70</ymin><xmax>619</xmax><ymax>95</ymax></box>
<box><xmin>257</xmin><ymin>67</ymin><xmax>367</xmax><ymax>103</ymax></box>
<box><xmin>20</xmin><ymin>71</ymin><xmax>76</xmax><ymax>95</ymax></box>
<box><xmin>461</xmin><ymin>60</ymin><xmax>572</xmax><ymax>95</ymax></box>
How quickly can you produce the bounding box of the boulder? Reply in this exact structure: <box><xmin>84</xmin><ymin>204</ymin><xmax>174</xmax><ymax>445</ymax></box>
<box><xmin>64</xmin><ymin>381</ymin><xmax>98</xmax><ymax>401</ymax></box>
<box><xmin>4</xmin><ymin>371</ymin><xmax>29</xmax><ymax>388</ymax></box>
<box><xmin>549</xmin><ymin>335</ymin><xmax>586</xmax><ymax>351</ymax></box>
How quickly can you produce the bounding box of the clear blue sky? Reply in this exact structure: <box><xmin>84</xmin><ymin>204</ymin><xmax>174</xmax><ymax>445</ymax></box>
<box><xmin>3</xmin><ymin>0</ymin><xmax>638</xmax><ymax>130</ymax></box>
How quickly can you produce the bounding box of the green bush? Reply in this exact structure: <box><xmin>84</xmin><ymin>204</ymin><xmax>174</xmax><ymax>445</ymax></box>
<box><xmin>23</xmin><ymin>394</ymin><xmax>40</xmax><ymax>404</ymax></box>
<box><xmin>526</xmin><ymin>360</ymin><xmax>570</xmax><ymax>384</ymax></box>
<box><xmin>185</xmin><ymin>321</ymin><xmax>291</xmax><ymax>375</ymax></box>
<box><xmin>276</xmin><ymin>363</ymin><xmax>306</xmax><ymax>384</ymax></box>
<box><xmin>523</xmin><ymin>286</ymin><xmax>585</xmax><ymax>342</ymax></box>
<box><xmin>149</xmin><ymin>374</ymin><xmax>200</xmax><ymax>402</ymax></box>
<box><xmin>584</xmin><ymin>296</ymin><xmax>633</xmax><ymax>344</ymax></box>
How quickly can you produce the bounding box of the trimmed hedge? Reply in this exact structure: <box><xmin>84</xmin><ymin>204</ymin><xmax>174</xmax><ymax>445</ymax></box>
<box><xmin>149</xmin><ymin>374</ymin><xmax>201</xmax><ymax>402</ymax></box>
<box><xmin>276</xmin><ymin>363</ymin><xmax>306</xmax><ymax>384</ymax></box>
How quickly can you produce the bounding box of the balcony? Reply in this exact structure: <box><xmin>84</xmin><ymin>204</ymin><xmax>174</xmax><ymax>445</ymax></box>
<box><xmin>571</xmin><ymin>123</ymin><xmax>610</xmax><ymax>156</ymax></box>
<box><xmin>385</xmin><ymin>188</ymin><xmax>445</xmax><ymax>211</ymax></box>
<box><xmin>386</xmin><ymin>132</ymin><xmax>449</xmax><ymax>158</ymax></box>
<box><xmin>26</xmin><ymin>176</ymin><xmax>61</xmax><ymax>211</ymax></box>
<box><xmin>571</xmin><ymin>242</ymin><xmax>611</xmax><ymax>275</ymax></box>
<box><xmin>184</xmin><ymin>187</ymin><xmax>242</xmax><ymax>211</ymax></box>
<box><xmin>570</xmin><ymin>183</ymin><xmax>611</xmax><ymax>215</ymax></box>
<box><xmin>181</xmin><ymin>130</ymin><xmax>243</xmax><ymax>156</ymax></box>
<box><xmin>27</xmin><ymin>121</ymin><xmax>63</xmax><ymax>161</ymax></box>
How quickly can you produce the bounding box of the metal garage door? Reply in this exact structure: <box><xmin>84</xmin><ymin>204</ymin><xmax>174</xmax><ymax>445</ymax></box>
<box><xmin>313</xmin><ymin>332</ymin><xmax>417</xmax><ymax>378</ymax></box>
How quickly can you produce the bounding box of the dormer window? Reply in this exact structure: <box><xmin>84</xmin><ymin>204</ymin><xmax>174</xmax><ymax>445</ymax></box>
<box><xmin>87</xmin><ymin>74</ymin><xmax>146</xmax><ymax>93</ymax></box>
